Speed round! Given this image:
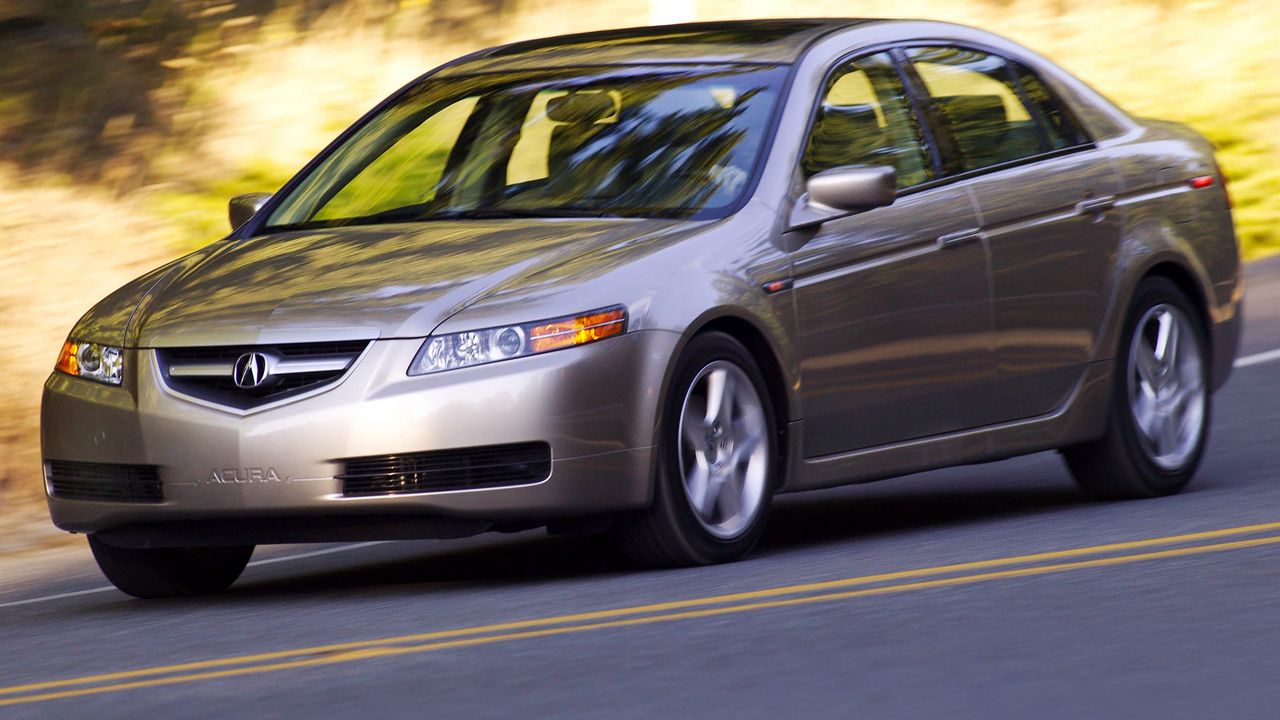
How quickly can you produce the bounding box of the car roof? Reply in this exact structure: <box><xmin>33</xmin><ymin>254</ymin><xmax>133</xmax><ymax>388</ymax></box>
<box><xmin>433</xmin><ymin>19</ymin><xmax>879</xmax><ymax>75</ymax></box>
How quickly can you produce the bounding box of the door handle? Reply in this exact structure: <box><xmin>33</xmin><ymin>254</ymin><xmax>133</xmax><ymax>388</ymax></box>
<box><xmin>1076</xmin><ymin>195</ymin><xmax>1116</xmax><ymax>216</ymax></box>
<box><xmin>937</xmin><ymin>229</ymin><xmax>984</xmax><ymax>249</ymax></box>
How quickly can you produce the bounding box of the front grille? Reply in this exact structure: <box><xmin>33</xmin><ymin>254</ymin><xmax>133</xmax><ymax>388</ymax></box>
<box><xmin>46</xmin><ymin>461</ymin><xmax>163</xmax><ymax>503</ymax></box>
<box><xmin>339</xmin><ymin>442</ymin><xmax>552</xmax><ymax>497</ymax></box>
<box><xmin>156</xmin><ymin>340</ymin><xmax>369</xmax><ymax>410</ymax></box>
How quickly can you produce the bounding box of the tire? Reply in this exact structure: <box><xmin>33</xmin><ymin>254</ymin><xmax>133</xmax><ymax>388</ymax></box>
<box><xmin>88</xmin><ymin>536</ymin><xmax>254</xmax><ymax>599</ymax></box>
<box><xmin>615</xmin><ymin>331</ymin><xmax>778</xmax><ymax>566</ymax></box>
<box><xmin>1063</xmin><ymin>277</ymin><xmax>1210</xmax><ymax>499</ymax></box>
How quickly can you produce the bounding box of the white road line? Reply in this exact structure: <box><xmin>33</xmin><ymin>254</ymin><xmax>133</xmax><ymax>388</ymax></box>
<box><xmin>1235</xmin><ymin>347</ymin><xmax>1280</xmax><ymax>369</ymax></box>
<box><xmin>245</xmin><ymin>541</ymin><xmax>387</xmax><ymax>567</ymax></box>
<box><xmin>0</xmin><ymin>587</ymin><xmax>115</xmax><ymax>609</ymax></box>
<box><xmin>0</xmin><ymin>541</ymin><xmax>387</xmax><ymax>610</ymax></box>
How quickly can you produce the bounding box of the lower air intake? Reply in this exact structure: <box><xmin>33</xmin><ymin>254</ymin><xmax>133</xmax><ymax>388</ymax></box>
<box><xmin>46</xmin><ymin>461</ymin><xmax>163</xmax><ymax>503</ymax></box>
<box><xmin>339</xmin><ymin>442</ymin><xmax>552</xmax><ymax>497</ymax></box>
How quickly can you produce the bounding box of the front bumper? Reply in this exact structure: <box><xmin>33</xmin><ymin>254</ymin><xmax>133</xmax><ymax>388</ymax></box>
<box><xmin>42</xmin><ymin>330</ymin><xmax>678</xmax><ymax>543</ymax></box>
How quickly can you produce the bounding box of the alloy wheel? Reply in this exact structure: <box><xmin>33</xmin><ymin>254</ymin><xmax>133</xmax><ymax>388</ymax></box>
<box><xmin>1127</xmin><ymin>303</ymin><xmax>1206</xmax><ymax>471</ymax></box>
<box><xmin>676</xmin><ymin>360</ymin><xmax>770</xmax><ymax>539</ymax></box>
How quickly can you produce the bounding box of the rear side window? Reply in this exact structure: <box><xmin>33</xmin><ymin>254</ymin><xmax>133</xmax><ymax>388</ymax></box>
<box><xmin>906</xmin><ymin>47</ymin><xmax>1044</xmax><ymax>172</ymax></box>
<box><xmin>802</xmin><ymin>52</ymin><xmax>933</xmax><ymax>187</ymax></box>
<box><xmin>1009</xmin><ymin>62</ymin><xmax>1090</xmax><ymax>149</ymax></box>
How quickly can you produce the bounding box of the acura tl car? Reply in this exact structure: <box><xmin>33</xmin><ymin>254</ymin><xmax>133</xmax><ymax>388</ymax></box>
<box><xmin>43</xmin><ymin>19</ymin><xmax>1242</xmax><ymax>598</ymax></box>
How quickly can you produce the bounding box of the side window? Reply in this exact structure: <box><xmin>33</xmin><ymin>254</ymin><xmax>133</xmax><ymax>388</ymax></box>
<box><xmin>802</xmin><ymin>52</ymin><xmax>932</xmax><ymax>187</ymax></box>
<box><xmin>906</xmin><ymin>47</ymin><xmax>1044</xmax><ymax>172</ymax></box>
<box><xmin>1009</xmin><ymin>62</ymin><xmax>1089</xmax><ymax>150</ymax></box>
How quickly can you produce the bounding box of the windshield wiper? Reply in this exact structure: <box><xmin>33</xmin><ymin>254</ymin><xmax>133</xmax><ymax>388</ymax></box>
<box><xmin>421</xmin><ymin>207</ymin><xmax>625</xmax><ymax>220</ymax></box>
<box><xmin>262</xmin><ymin>205</ymin><xmax>626</xmax><ymax>233</ymax></box>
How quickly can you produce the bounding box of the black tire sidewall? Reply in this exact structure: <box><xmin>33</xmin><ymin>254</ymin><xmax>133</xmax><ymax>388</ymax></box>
<box><xmin>1112</xmin><ymin>278</ymin><xmax>1211</xmax><ymax>493</ymax></box>
<box><xmin>88</xmin><ymin>536</ymin><xmax>254</xmax><ymax>598</ymax></box>
<box><xmin>655</xmin><ymin>332</ymin><xmax>778</xmax><ymax>563</ymax></box>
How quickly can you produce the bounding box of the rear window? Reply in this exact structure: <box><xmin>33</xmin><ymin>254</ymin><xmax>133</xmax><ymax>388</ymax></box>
<box><xmin>906</xmin><ymin>46</ymin><xmax>1044</xmax><ymax>172</ymax></box>
<box><xmin>1009</xmin><ymin>62</ymin><xmax>1090</xmax><ymax>149</ymax></box>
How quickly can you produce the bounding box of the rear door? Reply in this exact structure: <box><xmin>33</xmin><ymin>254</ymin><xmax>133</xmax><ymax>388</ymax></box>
<box><xmin>903</xmin><ymin>46</ymin><xmax>1122</xmax><ymax>421</ymax></box>
<box><xmin>789</xmin><ymin>51</ymin><xmax>994</xmax><ymax>457</ymax></box>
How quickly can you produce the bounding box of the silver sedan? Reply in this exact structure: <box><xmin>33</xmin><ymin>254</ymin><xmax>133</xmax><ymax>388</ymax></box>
<box><xmin>43</xmin><ymin>19</ymin><xmax>1242</xmax><ymax>597</ymax></box>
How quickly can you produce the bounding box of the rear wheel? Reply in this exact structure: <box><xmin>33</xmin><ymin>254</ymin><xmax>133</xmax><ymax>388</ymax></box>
<box><xmin>615</xmin><ymin>332</ymin><xmax>777</xmax><ymax>566</ymax></box>
<box><xmin>88</xmin><ymin>536</ymin><xmax>254</xmax><ymax>599</ymax></box>
<box><xmin>1063</xmin><ymin>277</ymin><xmax>1210</xmax><ymax>499</ymax></box>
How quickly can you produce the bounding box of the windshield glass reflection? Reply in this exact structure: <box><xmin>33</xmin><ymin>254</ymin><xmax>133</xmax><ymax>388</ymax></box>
<box><xmin>266</xmin><ymin>65</ymin><xmax>787</xmax><ymax>230</ymax></box>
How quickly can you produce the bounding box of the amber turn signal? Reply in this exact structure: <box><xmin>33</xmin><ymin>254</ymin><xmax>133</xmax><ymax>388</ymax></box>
<box><xmin>530</xmin><ymin>307</ymin><xmax>627</xmax><ymax>353</ymax></box>
<box><xmin>55</xmin><ymin>340</ymin><xmax>79</xmax><ymax>376</ymax></box>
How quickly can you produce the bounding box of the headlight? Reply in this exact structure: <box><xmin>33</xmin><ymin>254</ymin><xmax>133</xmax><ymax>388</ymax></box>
<box><xmin>409</xmin><ymin>305</ymin><xmax>627</xmax><ymax>375</ymax></box>
<box><xmin>55</xmin><ymin>340</ymin><xmax>124</xmax><ymax>385</ymax></box>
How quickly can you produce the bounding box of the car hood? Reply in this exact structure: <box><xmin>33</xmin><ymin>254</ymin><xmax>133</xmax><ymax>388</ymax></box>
<box><xmin>122</xmin><ymin>219</ymin><xmax>698</xmax><ymax>347</ymax></box>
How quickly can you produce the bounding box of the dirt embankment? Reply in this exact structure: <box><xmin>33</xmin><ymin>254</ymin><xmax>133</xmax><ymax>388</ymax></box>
<box><xmin>0</xmin><ymin>174</ymin><xmax>175</xmax><ymax>548</ymax></box>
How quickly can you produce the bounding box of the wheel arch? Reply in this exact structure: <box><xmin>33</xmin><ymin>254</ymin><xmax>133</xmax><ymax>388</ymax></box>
<box><xmin>1101</xmin><ymin>250</ymin><xmax>1217</xmax><ymax>369</ymax></box>
<box><xmin>1100</xmin><ymin>239</ymin><xmax>1218</xmax><ymax>363</ymax></box>
<box><xmin>656</xmin><ymin>309</ymin><xmax>800</xmax><ymax>492</ymax></box>
<box><xmin>1142</xmin><ymin>261</ymin><xmax>1213</xmax><ymax>352</ymax></box>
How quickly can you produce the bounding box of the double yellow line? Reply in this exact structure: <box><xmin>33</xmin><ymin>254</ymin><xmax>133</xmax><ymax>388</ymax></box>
<box><xmin>4</xmin><ymin>521</ymin><xmax>1280</xmax><ymax>707</ymax></box>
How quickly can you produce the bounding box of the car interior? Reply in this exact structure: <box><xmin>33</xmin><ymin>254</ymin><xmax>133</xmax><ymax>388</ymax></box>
<box><xmin>934</xmin><ymin>93</ymin><xmax>1043</xmax><ymax>169</ymax></box>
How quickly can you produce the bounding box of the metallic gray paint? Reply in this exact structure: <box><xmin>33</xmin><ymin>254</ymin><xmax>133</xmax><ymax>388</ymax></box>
<box><xmin>45</xmin><ymin>331</ymin><xmax>675</xmax><ymax>535</ymax></box>
<box><xmin>787</xmin><ymin>182</ymin><xmax>992</xmax><ymax>455</ymax></box>
<box><xmin>434</xmin><ymin>19</ymin><xmax>863</xmax><ymax>76</ymax></box>
<box><xmin>133</xmin><ymin>220</ymin><xmax>709</xmax><ymax>346</ymax></box>
<box><xmin>228</xmin><ymin>192</ymin><xmax>271</xmax><ymax>231</ymax></box>
<box><xmin>969</xmin><ymin>147</ymin><xmax>1124</xmax><ymax>421</ymax></box>
<box><xmin>805</xmin><ymin>165</ymin><xmax>897</xmax><ymax>213</ymax></box>
<box><xmin>44</xmin><ymin>20</ymin><xmax>1242</xmax><ymax>546</ymax></box>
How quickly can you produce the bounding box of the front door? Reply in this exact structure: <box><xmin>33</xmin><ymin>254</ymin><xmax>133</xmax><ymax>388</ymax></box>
<box><xmin>789</xmin><ymin>51</ymin><xmax>994</xmax><ymax>457</ymax></box>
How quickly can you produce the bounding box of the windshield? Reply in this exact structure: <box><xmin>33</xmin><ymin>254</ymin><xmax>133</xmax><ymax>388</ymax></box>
<box><xmin>265</xmin><ymin>64</ymin><xmax>787</xmax><ymax>230</ymax></box>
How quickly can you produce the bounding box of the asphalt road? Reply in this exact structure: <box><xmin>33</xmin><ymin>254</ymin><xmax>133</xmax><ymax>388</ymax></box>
<box><xmin>3</xmin><ymin>257</ymin><xmax>1279</xmax><ymax>719</ymax></box>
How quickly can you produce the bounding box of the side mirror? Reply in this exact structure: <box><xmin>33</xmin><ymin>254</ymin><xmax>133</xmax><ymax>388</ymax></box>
<box><xmin>229</xmin><ymin>193</ymin><xmax>272</xmax><ymax>231</ymax></box>
<box><xmin>789</xmin><ymin>166</ymin><xmax>896</xmax><ymax>230</ymax></box>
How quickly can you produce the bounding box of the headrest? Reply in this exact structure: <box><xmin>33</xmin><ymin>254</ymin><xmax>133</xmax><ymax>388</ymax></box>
<box><xmin>546</xmin><ymin>91</ymin><xmax>617</xmax><ymax>124</ymax></box>
<box><xmin>934</xmin><ymin>95</ymin><xmax>1009</xmax><ymax>165</ymax></box>
<box><xmin>803</xmin><ymin>103</ymin><xmax>883</xmax><ymax>174</ymax></box>
<box><xmin>812</xmin><ymin>103</ymin><xmax>881</xmax><ymax>143</ymax></box>
<box><xmin>935</xmin><ymin>95</ymin><xmax>1008</xmax><ymax>136</ymax></box>
<box><xmin>808</xmin><ymin>102</ymin><xmax>880</xmax><ymax>162</ymax></box>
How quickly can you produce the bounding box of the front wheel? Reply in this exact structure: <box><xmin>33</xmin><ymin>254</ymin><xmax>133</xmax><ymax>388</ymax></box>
<box><xmin>1063</xmin><ymin>277</ymin><xmax>1210</xmax><ymax>499</ymax></box>
<box><xmin>88</xmin><ymin>536</ymin><xmax>254</xmax><ymax>599</ymax></box>
<box><xmin>615</xmin><ymin>332</ymin><xmax>778</xmax><ymax>566</ymax></box>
